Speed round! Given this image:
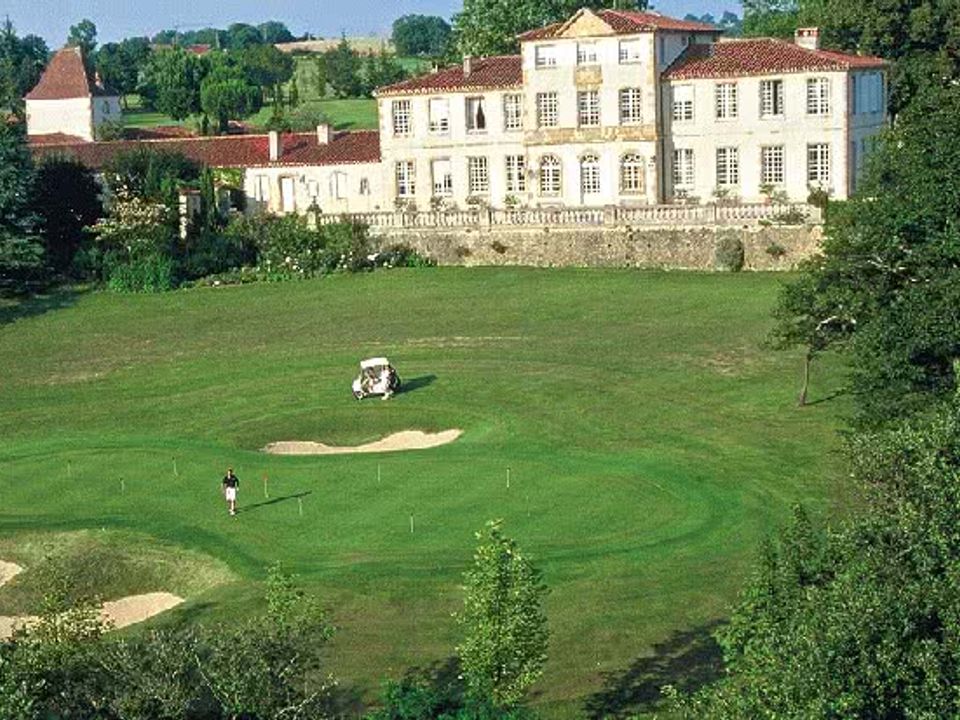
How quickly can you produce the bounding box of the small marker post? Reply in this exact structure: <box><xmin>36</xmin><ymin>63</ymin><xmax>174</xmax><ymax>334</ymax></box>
<box><xmin>120</xmin><ymin>477</ymin><xmax>125</xmax><ymax>493</ymax></box>
<box><xmin>298</xmin><ymin>497</ymin><xmax>303</xmax><ymax>517</ymax></box>
<box><xmin>410</xmin><ymin>514</ymin><xmax>414</xmax><ymax>534</ymax></box>
<box><xmin>263</xmin><ymin>474</ymin><xmax>269</xmax><ymax>499</ymax></box>
<box><xmin>377</xmin><ymin>463</ymin><xmax>381</xmax><ymax>485</ymax></box>
<box><xmin>507</xmin><ymin>468</ymin><xmax>511</xmax><ymax>489</ymax></box>
<box><xmin>173</xmin><ymin>458</ymin><xmax>178</xmax><ymax>477</ymax></box>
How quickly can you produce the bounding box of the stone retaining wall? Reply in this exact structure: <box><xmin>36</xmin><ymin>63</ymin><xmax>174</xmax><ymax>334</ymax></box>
<box><xmin>371</xmin><ymin>223</ymin><xmax>822</xmax><ymax>271</ymax></box>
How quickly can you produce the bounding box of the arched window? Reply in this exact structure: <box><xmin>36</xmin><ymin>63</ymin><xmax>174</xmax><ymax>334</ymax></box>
<box><xmin>620</xmin><ymin>153</ymin><xmax>644</xmax><ymax>194</ymax></box>
<box><xmin>539</xmin><ymin>155</ymin><xmax>561</xmax><ymax>196</ymax></box>
<box><xmin>580</xmin><ymin>153</ymin><xmax>601</xmax><ymax>196</ymax></box>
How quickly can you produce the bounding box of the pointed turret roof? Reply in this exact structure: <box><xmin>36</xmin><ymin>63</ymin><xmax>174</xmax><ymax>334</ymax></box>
<box><xmin>25</xmin><ymin>46</ymin><xmax>117</xmax><ymax>101</ymax></box>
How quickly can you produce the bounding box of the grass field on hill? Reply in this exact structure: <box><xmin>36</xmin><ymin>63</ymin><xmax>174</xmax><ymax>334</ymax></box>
<box><xmin>0</xmin><ymin>269</ymin><xmax>848</xmax><ymax>716</ymax></box>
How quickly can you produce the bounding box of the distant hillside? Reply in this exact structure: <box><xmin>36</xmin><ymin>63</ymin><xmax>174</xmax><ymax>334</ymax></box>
<box><xmin>276</xmin><ymin>37</ymin><xmax>393</xmax><ymax>54</ymax></box>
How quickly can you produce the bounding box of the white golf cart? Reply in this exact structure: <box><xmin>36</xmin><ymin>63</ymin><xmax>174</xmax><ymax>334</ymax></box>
<box><xmin>352</xmin><ymin>357</ymin><xmax>401</xmax><ymax>400</ymax></box>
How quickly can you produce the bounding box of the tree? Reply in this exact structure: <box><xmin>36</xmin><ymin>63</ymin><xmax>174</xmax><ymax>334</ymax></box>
<box><xmin>672</xmin><ymin>403</ymin><xmax>960</xmax><ymax>717</ymax></box>
<box><xmin>258</xmin><ymin>20</ymin><xmax>295</xmax><ymax>44</ymax></box>
<box><xmin>95</xmin><ymin>38</ymin><xmax>151</xmax><ymax>106</ymax></box>
<box><xmin>457</xmin><ymin>520</ymin><xmax>549</xmax><ymax>708</ymax></box>
<box><xmin>741</xmin><ymin>0</ymin><xmax>798</xmax><ymax>38</ymax></box>
<box><xmin>451</xmin><ymin>0</ymin><xmax>648</xmax><ymax>57</ymax></box>
<box><xmin>226</xmin><ymin>22</ymin><xmax>263</xmax><ymax>50</ymax></box>
<box><xmin>770</xmin><ymin>84</ymin><xmax>960</xmax><ymax>426</ymax></box>
<box><xmin>392</xmin><ymin>15</ymin><xmax>452</xmax><ymax>56</ymax></box>
<box><xmin>139</xmin><ymin>47</ymin><xmax>206</xmax><ymax>120</ymax></box>
<box><xmin>66</xmin><ymin>19</ymin><xmax>97</xmax><ymax>59</ymax></box>
<box><xmin>32</xmin><ymin>158</ymin><xmax>101</xmax><ymax>274</ymax></box>
<box><xmin>0</xmin><ymin>122</ymin><xmax>43</xmax><ymax>293</ymax></box>
<box><xmin>0</xmin><ymin>19</ymin><xmax>49</xmax><ymax>119</ymax></box>
<box><xmin>201</xmin><ymin>71</ymin><xmax>262</xmax><ymax>131</ymax></box>
<box><xmin>314</xmin><ymin>54</ymin><xmax>327</xmax><ymax>97</ymax></box>
<box><xmin>325</xmin><ymin>36</ymin><xmax>362</xmax><ymax>98</ymax></box>
<box><xmin>236</xmin><ymin>43</ymin><xmax>294</xmax><ymax>104</ymax></box>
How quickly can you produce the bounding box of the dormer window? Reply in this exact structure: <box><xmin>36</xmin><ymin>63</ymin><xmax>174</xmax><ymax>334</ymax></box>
<box><xmin>577</xmin><ymin>43</ymin><xmax>598</xmax><ymax>65</ymax></box>
<box><xmin>466</xmin><ymin>96</ymin><xmax>487</xmax><ymax>132</ymax></box>
<box><xmin>535</xmin><ymin>45</ymin><xmax>557</xmax><ymax>68</ymax></box>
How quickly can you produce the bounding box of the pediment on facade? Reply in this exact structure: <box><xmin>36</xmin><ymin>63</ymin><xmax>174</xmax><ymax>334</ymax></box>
<box><xmin>557</xmin><ymin>8</ymin><xmax>616</xmax><ymax>38</ymax></box>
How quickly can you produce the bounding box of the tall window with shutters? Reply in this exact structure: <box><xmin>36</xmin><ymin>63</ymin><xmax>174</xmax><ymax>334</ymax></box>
<box><xmin>465</xmin><ymin>97</ymin><xmax>487</xmax><ymax>132</ymax></box>
<box><xmin>392</xmin><ymin>100</ymin><xmax>411</xmax><ymax>136</ymax></box>
<box><xmin>807</xmin><ymin>143</ymin><xmax>830</xmax><ymax>186</ymax></box>
<box><xmin>431</xmin><ymin>159</ymin><xmax>453</xmax><ymax>196</ymax></box>
<box><xmin>537</xmin><ymin>92</ymin><xmax>559</xmax><ymax>128</ymax></box>
<box><xmin>578</xmin><ymin>90</ymin><xmax>600</xmax><ymax>127</ymax></box>
<box><xmin>806</xmin><ymin>77</ymin><xmax>830</xmax><ymax>115</ymax></box>
<box><xmin>468</xmin><ymin>156</ymin><xmax>489</xmax><ymax>195</ymax></box>
<box><xmin>715</xmin><ymin>82</ymin><xmax>738</xmax><ymax>120</ymax></box>
<box><xmin>619</xmin><ymin>88</ymin><xmax>643</xmax><ymax>125</ymax></box>
<box><xmin>503</xmin><ymin>94</ymin><xmax>523</xmax><ymax>131</ymax></box>
<box><xmin>760</xmin><ymin>79</ymin><xmax>784</xmax><ymax>118</ymax></box>
<box><xmin>672</xmin><ymin>85</ymin><xmax>693</xmax><ymax>122</ymax></box>
<box><xmin>620</xmin><ymin>153</ymin><xmax>644</xmax><ymax>194</ymax></box>
<box><xmin>580</xmin><ymin>154</ymin><xmax>601</xmax><ymax>196</ymax></box>
<box><xmin>505</xmin><ymin>155</ymin><xmax>526</xmax><ymax>193</ymax></box>
<box><xmin>672</xmin><ymin>149</ymin><xmax>695</xmax><ymax>188</ymax></box>
<box><xmin>428</xmin><ymin>98</ymin><xmax>449</xmax><ymax>134</ymax></box>
<box><xmin>395</xmin><ymin>160</ymin><xmax>415</xmax><ymax>197</ymax></box>
<box><xmin>715</xmin><ymin>147</ymin><xmax>740</xmax><ymax>187</ymax></box>
<box><xmin>761</xmin><ymin>146</ymin><xmax>785</xmax><ymax>186</ymax></box>
<box><xmin>539</xmin><ymin>155</ymin><xmax>561</xmax><ymax>196</ymax></box>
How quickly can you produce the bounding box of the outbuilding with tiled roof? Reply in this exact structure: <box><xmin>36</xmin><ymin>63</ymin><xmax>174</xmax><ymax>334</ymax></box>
<box><xmin>26</xmin><ymin>46</ymin><xmax>122</xmax><ymax>142</ymax></box>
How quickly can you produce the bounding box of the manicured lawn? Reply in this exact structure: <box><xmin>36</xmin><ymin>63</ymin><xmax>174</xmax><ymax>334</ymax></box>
<box><xmin>0</xmin><ymin>269</ymin><xmax>848</xmax><ymax>716</ymax></box>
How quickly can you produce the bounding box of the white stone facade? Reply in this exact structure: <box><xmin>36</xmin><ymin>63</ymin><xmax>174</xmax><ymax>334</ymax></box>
<box><xmin>372</xmin><ymin>8</ymin><xmax>888</xmax><ymax>210</ymax></box>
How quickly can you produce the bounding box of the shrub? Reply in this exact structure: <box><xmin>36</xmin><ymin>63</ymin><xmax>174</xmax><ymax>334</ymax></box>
<box><xmin>765</xmin><ymin>242</ymin><xmax>787</xmax><ymax>258</ymax></box>
<box><xmin>807</xmin><ymin>186</ymin><xmax>830</xmax><ymax>209</ymax></box>
<box><xmin>771</xmin><ymin>209</ymin><xmax>806</xmax><ymax>225</ymax></box>
<box><xmin>180</xmin><ymin>228</ymin><xmax>256</xmax><ymax>280</ymax></box>
<box><xmin>106</xmin><ymin>253</ymin><xmax>175</xmax><ymax>293</ymax></box>
<box><xmin>376</xmin><ymin>244</ymin><xmax>435</xmax><ymax>268</ymax></box>
<box><xmin>94</xmin><ymin>120</ymin><xmax>125</xmax><ymax>141</ymax></box>
<box><xmin>715</xmin><ymin>235</ymin><xmax>745</xmax><ymax>272</ymax></box>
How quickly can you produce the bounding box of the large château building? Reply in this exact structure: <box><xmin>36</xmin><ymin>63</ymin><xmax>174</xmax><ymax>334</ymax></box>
<box><xmin>29</xmin><ymin>8</ymin><xmax>888</xmax><ymax>216</ymax></box>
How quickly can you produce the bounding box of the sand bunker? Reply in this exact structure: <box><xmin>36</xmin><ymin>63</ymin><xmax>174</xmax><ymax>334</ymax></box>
<box><xmin>0</xmin><ymin>560</ymin><xmax>183</xmax><ymax>640</ymax></box>
<box><xmin>263</xmin><ymin>429</ymin><xmax>463</xmax><ymax>455</ymax></box>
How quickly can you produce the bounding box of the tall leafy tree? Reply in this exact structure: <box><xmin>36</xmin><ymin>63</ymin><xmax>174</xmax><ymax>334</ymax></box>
<box><xmin>0</xmin><ymin>19</ymin><xmax>49</xmax><ymax>119</ymax></box>
<box><xmin>201</xmin><ymin>58</ymin><xmax>262</xmax><ymax>132</ymax></box>
<box><xmin>457</xmin><ymin>520</ymin><xmax>549</xmax><ymax>708</ymax></box>
<box><xmin>257</xmin><ymin>21</ymin><xmax>295</xmax><ymax>44</ymax></box>
<box><xmin>0</xmin><ymin>121</ymin><xmax>43</xmax><ymax>292</ymax></box>
<box><xmin>66</xmin><ymin>19</ymin><xmax>97</xmax><ymax>59</ymax></box>
<box><xmin>672</xmin><ymin>403</ymin><xmax>960</xmax><ymax>717</ymax></box>
<box><xmin>324</xmin><ymin>37</ymin><xmax>362</xmax><ymax>98</ymax></box>
<box><xmin>31</xmin><ymin>158</ymin><xmax>101</xmax><ymax>274</ymax></box>
<box><xmin>138</xmin><ymin>47</ymin><xmax>206</xmax><ymax>120</ymax></box>
<box><xmin>95</xmin><ymin>38</ymin><xmax>151</xmax><ymax>106</ymax></box>
<box><xmin>226</xmin><ymin>23</ymin><xmax>263</xmax><ymax>50</ymax></box>
<box><xmin>770</xmin><ymin>83</ymin><xmax>960</xmax><ymax>426</ymax></box>
<box><xmin>741</xmin><ymin>0</ymin><xmax>798</xmax><ymax>38</ymax></box>
<box><xmin>237</xmin><ymin>44</ymin><xmax>294</xmax><ymax>104</ymax></box>
<box><xmin>452</xmin><ymin>0</ymin><xmax>648</xmax><ymax>57</ymax></box>
<box><xmin>392</xmin><ymin>15</ymin><xmax>452</xmax><ymax>56</ymax></box>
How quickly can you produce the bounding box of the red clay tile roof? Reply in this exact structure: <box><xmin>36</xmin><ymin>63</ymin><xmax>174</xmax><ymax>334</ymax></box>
<box><xmin>25</xmin><ymin>47</ymin><xmax>116</xmax><ymax>100</ymax></box>
<box><xmin>28</xmin><ymin>130</ymin><xmax>381</xmax><ymax>169</ymax></box>
<box><xmin>664</xmin><ymin>38</ymin><xmax>886</xmax><ymax>79</ymax></box>
<box><xmin>24</xmin><ymin>132</ymin><xmax>87</xmax><ymax>145</ymax></box>
<box><xmin>517</xmin><ymin>9</ymin><xmax>719</xmax><ymax>41</ymax></box>
<box><xmin>375</xmin><ymin>55</ymin><xmax>522</xmax><ymax>96</ymax></box>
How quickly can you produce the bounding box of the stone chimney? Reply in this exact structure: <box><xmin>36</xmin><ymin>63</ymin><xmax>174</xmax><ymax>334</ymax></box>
<box><xmin>316</xmin><ymin>123</ymin><xmax>331</xmax><ymax>145</ymax></box>
<box><xmin>463</xmin><ymin>55</ymin><xmax>475</xmax><ymax>77</ymax></box>
<box><xmin>268</xmin><ymin>130</ymin><xmax>281</xmax><ymax>161</ymax></box>
<box><xmin>795</xmin><ymin>27</ymin><xmax>821</xmax><ymax>50</ymax></box>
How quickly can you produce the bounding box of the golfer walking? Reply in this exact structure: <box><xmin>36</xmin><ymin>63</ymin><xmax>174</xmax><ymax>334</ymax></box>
<box><xmin>222</xmin><ymin>468</ymin><xmax>240</xmax><ymax>516</ymax></box>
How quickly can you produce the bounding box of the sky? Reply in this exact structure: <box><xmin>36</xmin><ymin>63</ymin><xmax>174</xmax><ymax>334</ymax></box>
<box><xmin>4</xmin><ymin>0</ymin><xmax>741</xmax><ymax>47</ymax></box>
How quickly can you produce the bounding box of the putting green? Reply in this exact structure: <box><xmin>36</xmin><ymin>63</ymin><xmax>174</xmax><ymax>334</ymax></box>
<box><xmin>0</xmin><ymin>268</ymin><xmax>848</xmax><ymax>716</ymax></box>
